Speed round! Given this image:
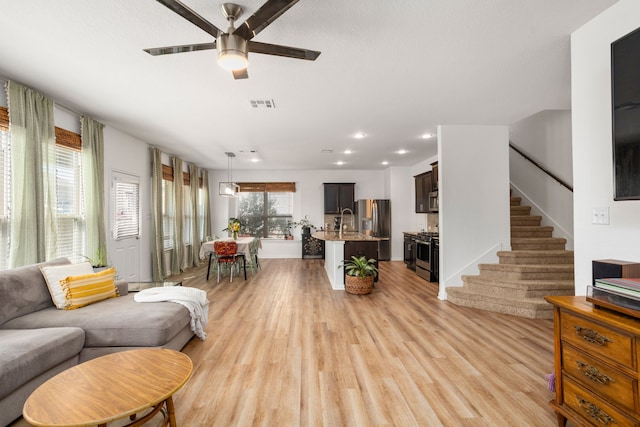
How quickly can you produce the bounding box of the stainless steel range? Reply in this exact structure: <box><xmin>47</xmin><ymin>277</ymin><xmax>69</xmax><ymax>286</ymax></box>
<box><xmin>415</xmin><ymin>232</ymin><xmax>438</xmax><ymax>282</ymax></box>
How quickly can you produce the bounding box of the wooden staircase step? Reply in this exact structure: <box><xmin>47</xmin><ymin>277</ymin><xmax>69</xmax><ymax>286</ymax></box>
<box><xmin>446</xmin><ymin>287</ymin><xmax>554</xmax><ymax>319</ymax></box>
<box><xmin>461</xmin><ymin>275</ymin><xmax>575</xmax><ymax>298</ymax></box>
<box><xmin>510</xmin><ymin>206</ymin><xmax>532</xmax><ymax>216</ymax></box>
<box><xmin>510</xmin><ymin>237</ymin><xmax>567</xmax><ymax>250</ymax></box>
<box><xmin>497</xmin><ymin>250</ymin><xmax>574</xmax><ymax>265</ymax></box>
<box><xmin>510</xmin><ymin>225</ymin><xmax>554</xmax><ymax>238</ymax></box>
<box><xmin>478</xmin><ymin>263</ymin><xmax>574</xmax><ymax>280</ymax></box>
<box><xmin>510</xmin><ymin>196</ymin><xmax>522</xmax><ymax>206</ymax></box>
<box><xmin>510</xmin><ymin>215</ymin><xmax>542</xmax><ymax>226</ymax></box>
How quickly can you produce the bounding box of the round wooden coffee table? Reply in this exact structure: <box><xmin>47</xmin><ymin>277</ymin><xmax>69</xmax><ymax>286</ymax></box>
<box><xmin>23</xmin><ymin>348</ymin><xmax>193</xmax><ymax>427</ymax></box>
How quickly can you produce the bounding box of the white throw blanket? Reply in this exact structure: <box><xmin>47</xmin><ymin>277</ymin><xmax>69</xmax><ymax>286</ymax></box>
<box><xmin>134</xmin><ymin>286</ymin><xmax>209</xmax><ymax>340</ymax></box>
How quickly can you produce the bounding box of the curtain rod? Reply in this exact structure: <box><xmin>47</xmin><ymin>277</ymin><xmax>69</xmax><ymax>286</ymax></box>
<box><xmin>0</xmin><ymin>75</ymin><xmax>84</xmax><ymax>118</ymax></box>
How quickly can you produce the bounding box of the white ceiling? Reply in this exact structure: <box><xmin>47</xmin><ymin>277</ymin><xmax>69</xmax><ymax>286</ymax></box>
<box><xmin>0</xmin><ymin>0</ymin><xmax>617</xmax><ymax>171</ymax></box>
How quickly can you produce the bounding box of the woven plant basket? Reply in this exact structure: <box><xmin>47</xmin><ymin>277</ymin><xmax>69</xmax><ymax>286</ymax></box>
<box><xmin>345</xmin><ymin>275</ymin><xmax>374</xmax><ymax>295</ymax></box>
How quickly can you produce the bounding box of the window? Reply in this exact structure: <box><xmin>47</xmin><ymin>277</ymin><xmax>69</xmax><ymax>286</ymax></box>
<box><xmin>183</xmin><ymin>186</ymin><xmax>192</xmax><ymax>245</ymax></box>
<box><xmin>112</xmin><ymin>172</ymin><xmax>140</xmax><ymax>240</ymax></box>
<box><xmin>237</xmin><ymin>183</ymin><xmax>295</xmax><ymax>238</ymax></box>
<box><xmin>162</xmin><ymin>179</ymin><xmax>174</xmax><ymax>250</ymax></box>
<box><xmin>55</xmin><ymin>144</ymin><xmax>85</xmax><ymax>262</ymax></box>
<box><xmin>0</xmin><ymin>124</ymin><xmax>10</xmax><ymax>270</ymax></box>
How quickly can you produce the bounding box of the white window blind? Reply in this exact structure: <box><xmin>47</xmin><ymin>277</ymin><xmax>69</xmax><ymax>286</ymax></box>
<box><xmin>183</xmin><ymin>186</ymin><xmax>192</xmax><ymax>245</ymax></box>
<box><xmin>0</xmin><ymin>128</ymin><xmax>10</xmax><ymax>270</ymax></box>
<box><xmin>162</xmin><ymin>179</ymin><xmax>174</xmax><ymax>249</ymax></box>
<box><xmin>55</xmin><ymin>145</ymin><xmax>85</xmax><ymax>262</ymax></box>
<box><xmin>112</xmin><ymin>173</ymin><xmax>140</xmax><ymax>240</ymax></box>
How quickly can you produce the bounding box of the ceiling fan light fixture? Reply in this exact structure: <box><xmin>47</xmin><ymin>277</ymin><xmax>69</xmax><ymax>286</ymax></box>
<box><xmin>217</xmin><ymin>33</ymin><xmax>248</xmax><ymax>71</ymax></box>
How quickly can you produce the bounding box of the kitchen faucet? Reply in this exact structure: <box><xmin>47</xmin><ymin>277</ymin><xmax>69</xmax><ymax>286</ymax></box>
<box><xmin>340</xmin><ymin>208</ymin><xmax>354</xmax><ymax>238</ymax></box>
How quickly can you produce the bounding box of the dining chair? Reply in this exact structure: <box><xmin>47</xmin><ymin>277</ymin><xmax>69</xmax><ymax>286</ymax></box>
<box><xmin>213</xmin><ymin>241</ymin><xmax>246</xmax><ymax>283</ymax></box>
<box><xmin>247</xmin><ymin>238</ymin><xmax>261</xmax><ymax>273</ymax></box>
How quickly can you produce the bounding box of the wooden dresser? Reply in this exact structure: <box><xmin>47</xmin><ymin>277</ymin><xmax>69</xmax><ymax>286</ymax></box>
<box><xmin>546</xmin><ymin>296</ymin><xmax>640</xmax><ymax>426</ymax></box>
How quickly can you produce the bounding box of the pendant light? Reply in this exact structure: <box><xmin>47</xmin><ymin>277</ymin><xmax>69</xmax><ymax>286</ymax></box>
<box><xmin>219</xmin><ymin>152</ymin><xmax>240</xmax><ymax>197</ymax></box>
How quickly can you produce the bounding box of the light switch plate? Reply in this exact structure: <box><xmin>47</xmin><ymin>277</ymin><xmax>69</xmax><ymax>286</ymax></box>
<box><xmin>592</xmin><ymin>207</ymin><xmax>610</xmax><ymax>225</ymax></box>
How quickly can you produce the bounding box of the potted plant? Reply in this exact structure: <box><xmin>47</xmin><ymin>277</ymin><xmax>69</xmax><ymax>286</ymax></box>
<box><xmin>82</xmin><ymin>247</ymin><xmax>109</xmax><ymax>272</ymax></box>
<box><xmin>290</xmin><ymin>215</ymin><xmax>316</xmax><ymax>236</ymax></box>
<box><xmin>341</xmin><ymin>255</ymin><xmax>378</xmax><ymax>295</ymax></box>
<box><xmin>222</xmin><ymin>218</ymin><xmax>242</xmax><ymax>239</ymax></box>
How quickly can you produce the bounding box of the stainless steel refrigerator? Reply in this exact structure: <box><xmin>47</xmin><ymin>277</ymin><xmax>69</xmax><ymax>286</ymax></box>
<box><xmin>357</xmin><ymin>199</ymin><xmax>391</xmax><ymax>261</ymax></box>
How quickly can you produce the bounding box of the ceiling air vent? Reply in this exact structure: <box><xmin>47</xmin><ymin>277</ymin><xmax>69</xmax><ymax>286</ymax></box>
<box><xmin>250</xmin><ymin>99</ymin><xmax>276</xmax><ymax>109</ymax></box>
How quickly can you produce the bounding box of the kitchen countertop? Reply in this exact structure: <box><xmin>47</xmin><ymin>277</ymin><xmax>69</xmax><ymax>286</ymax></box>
<box><xmin>312</xmin><ymin>231</ymin><xmax>381</xmax><ymax>242</ymax></box>
<box><xmin>403</xmin><ymin>231</ymin><xmax>420</xmax><ymax>236</ymax></box>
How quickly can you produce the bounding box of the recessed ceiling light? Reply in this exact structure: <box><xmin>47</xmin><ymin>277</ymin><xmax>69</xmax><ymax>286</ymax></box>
<box><xmin>381</xmin><ymin>161</ymin><xmax>389</xmax><ymax>165</ymax></box>
<box><xmin>397</xmin><ymin>149</ymin><xmax>408</xmax><ymax>155</ymax></box>
<box><xmin>250</xmin><ymin>158</ymin><xmax>260</xmax><ymax>163</ymax></box>
<box><xmin>344</xmin><ymin>149</ymin><xmax>352</xmax><ymax>154</ymax></box>
<box><xmin>421</xmin><ymin>133</ymin><xmax>434</xmax><ymax>139</ymax></box>
<box><xmin>336</xmin><ymin>161</ymin><xmax>345</xmax><ymax>166</ymax></box>
<box><xmin>353</xmin><ymin>132</ymin><xmax>366</xmax><ymax>139</ymax></box>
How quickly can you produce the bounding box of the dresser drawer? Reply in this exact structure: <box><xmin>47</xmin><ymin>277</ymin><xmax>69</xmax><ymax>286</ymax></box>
<box><xmin>561</xmin><ymin>311</ymin><xmax>635</xmax><ymax>369</ymax></box>
<box><xmin>563</xmin><ymin>377</ymin><xmax>639</xmax><ymax>427</ymax></box>
<box><xmin>563</xmin><ymin>343</ymin><xmax>637</xmax><ymax>412</ymax></box>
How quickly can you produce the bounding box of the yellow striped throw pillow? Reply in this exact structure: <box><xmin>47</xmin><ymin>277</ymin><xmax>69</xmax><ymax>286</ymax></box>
<box><xmin>59</xmin><ymin>267</ymin><xmax>119</xmax><ymax>310</ymax></box>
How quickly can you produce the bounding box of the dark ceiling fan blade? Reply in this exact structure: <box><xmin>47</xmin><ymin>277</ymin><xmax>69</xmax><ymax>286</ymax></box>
<box><xmin>144</xmin><ymin>42</ymin><xmax>216</xmax><ymax>56</ymax></box>
<box><xmin>232</xmin><ymin>68</ymin><xmax>249</xmax><ymax>79</ymax></box>
<box><xmin>248</xmin><ymin>41</ymin><xmax>320</xmax><ymax>61</ymax></box>
<box><xmin>233</xmin><ymin>0</ymin><xmax>300</xmax><ymax>41</ymax></box>
<box><xmin>155</xmin><ymin>0</ymin><xmax>222</xmax><ymax>38</ymax></box>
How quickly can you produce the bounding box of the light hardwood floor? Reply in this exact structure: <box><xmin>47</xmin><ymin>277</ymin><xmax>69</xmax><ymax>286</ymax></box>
<box><xmin>12</xmin><ymin>259</ymin><xmax>560</xmax><ymax>427</ymax></box>
<box><xmin>169</xmin><ymin>259</ymin><xmax>558</xmax><ymax>426</ymax></box>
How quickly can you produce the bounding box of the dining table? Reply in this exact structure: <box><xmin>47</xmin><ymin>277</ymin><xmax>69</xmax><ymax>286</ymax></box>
<box><xmin>199</xmin><ymin>236</ymin><xmax>258</xmax><ymax>260</ymax></box>
<box><xmin>199</xmin><ymin>237</ymin><xmax>261</xmax><ymax>281</ymax></box>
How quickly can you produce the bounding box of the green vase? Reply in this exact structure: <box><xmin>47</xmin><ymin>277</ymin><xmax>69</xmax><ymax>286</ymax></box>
<box><xmin>233</xmin><ymin>231</ymin><xmax>238</xmax><ymax>240</ymax></box>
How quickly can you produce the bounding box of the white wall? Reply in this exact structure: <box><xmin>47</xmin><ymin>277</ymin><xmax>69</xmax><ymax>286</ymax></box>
<box><xmin>571</xmin><ymin>0</ymin><xmax>640</xmax><ymax>295</ymax></box>
<box><xmin>103</xmin><ymin>126</ymin><xmax>152</xmax><ymax>281</ymax></box>
<box><xmin>438</xmin><ymin>125</ymin><xmax>511</xmax><ymax>299</ymax></box>
<box><xmin>509</xmin><ymin>110</ymin><xmax>574</xmax><ymax>249</ymax></box>
<box><xmin>384</xmin><ymin>166</ymin><xmax>413</xmax><ymax>260</ymax></box>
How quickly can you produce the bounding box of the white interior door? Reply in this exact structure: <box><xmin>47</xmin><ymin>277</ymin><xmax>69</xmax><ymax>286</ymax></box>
<box><xmin>110</xmin><ymin>170</ymin><xmax>140</xmax><ymax>282</ymax></box>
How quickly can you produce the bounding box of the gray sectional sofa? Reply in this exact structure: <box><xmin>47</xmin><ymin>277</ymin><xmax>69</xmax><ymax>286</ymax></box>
<box><xmin>0</xmin><ymin>258</ymin><xmax>194</xmax><ymax>427</ymax></box>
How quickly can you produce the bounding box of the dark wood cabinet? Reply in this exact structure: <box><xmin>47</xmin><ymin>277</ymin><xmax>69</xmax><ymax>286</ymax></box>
<box><xmin>344</xmin><ymin>240</ymin><xmax>378</xmax><ymax>282</ymax></box>
<box><xmin>431</xmin><ymin>161</ymin><xmax>439</xmax><ymax>191</ymax></box>
<box><xmin>414</xmin><ymin>172</ymin><xmax>431</xmax><ymax>213</ymax></box>
<box><xmin>324</xmin><ymin>183</ymin><xmax>355</xmax><ymax>214</ymax></box>
<box><xmin>403</xmin><ymin>233</ymin><xmax>416</xmax><ymax>270</ymax></box>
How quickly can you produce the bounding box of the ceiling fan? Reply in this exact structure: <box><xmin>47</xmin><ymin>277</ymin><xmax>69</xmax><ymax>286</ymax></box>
<box><xmin>144</xmin><ymin>0</ymin><xmax>321</xmax><ymax>79</ymax></box>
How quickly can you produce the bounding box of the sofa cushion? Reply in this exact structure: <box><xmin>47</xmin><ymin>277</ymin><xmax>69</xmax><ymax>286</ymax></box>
<box><xmin>0</xmin><ymin>294</ymin><xmax>191</xmax><ymax>348</ymax></box>
<box><xmin>60</xmin><ymin>267</ymin><xmax>118</xmax><ymax>309</ymax></box>
<box><xmin>0</xmin><ymin>258</ymin><xmax>70</xmax><ymax>326</ymax></box>
<box><xmin>40</xmin><ymin>261</ymin><xmax>94</xmax><ymax>309</ymax></box>
<box><xmin>0</xmin><ymin>327</ymin><xmax>85</xmax><ymax>400</ymax></box>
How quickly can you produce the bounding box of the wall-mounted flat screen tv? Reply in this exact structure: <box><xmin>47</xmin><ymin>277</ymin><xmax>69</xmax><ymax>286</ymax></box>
<box><xmin>612</xmin><ymin>26</ymin><xmax>640</xmax><ymax>200</ymax></box>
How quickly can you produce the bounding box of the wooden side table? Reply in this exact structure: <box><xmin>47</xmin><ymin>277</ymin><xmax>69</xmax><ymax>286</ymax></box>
<box><xmin>23</xmin><ymin>348</ymin><xmax>192</xmax><ymax>427</ymax></box>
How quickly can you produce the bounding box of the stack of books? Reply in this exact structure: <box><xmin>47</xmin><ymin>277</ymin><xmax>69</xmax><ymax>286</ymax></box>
<box><xmin>594</xmin><ymin>277</ymin><xmax>640</xmax><ymax>298</ymax></box>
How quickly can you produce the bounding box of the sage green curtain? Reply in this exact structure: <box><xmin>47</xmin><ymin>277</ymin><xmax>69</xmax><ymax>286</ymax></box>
<box><xmin>201</xmin><ymin>169</ymin><xmax>211</xmax><ymax>240</ymax></box>
<box><xmin>7</xmin><ymin>81</ymin><xmax>57</xmax><ymax>267</ymax></box>
<box><xmin>150</xmin><ymin>148</ymin><xmax>166</xmax><ymax>281</ymax></box>
<box><xmin>171</xmin><ymin>157</ymin><xmax>184</xmax><ymax>274</ymax></box>
<box><xmin>189</xmin><ymin>164</ymin><xmax>200</xmax><ymax>267</ymax></box>
<box><xmin>81</xmin><ymin>116</ymin><xmax>107</xmax><ymax>266</ymax></box>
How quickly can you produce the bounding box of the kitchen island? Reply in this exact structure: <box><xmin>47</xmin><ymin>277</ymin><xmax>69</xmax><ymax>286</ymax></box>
<box><xmin>312</xmin><ymin>231</ymin><xmax>380</xmax><ymax>290</ymax></box>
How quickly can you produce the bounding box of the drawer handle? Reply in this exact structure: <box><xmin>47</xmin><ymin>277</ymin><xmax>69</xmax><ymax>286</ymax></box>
<box><xmin>574</xmin><ymin>326</ymin><xmax>613</xmax><ymax>346</ymax></box>
<box><xmin>576</xmin><ymin>396</ymin><xmax>616</xmax><ymax>425</ymax></box>
<box><xmin>576</xmin><ymin>361</ymin><xmax>615</xmax><ymax>385</ymax></box>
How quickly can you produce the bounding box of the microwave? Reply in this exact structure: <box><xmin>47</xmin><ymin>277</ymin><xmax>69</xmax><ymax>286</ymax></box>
<box><xmin>428</xmin><ymin>191</ymin><xmax>438</xmax><ymax>212</ymax></box>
